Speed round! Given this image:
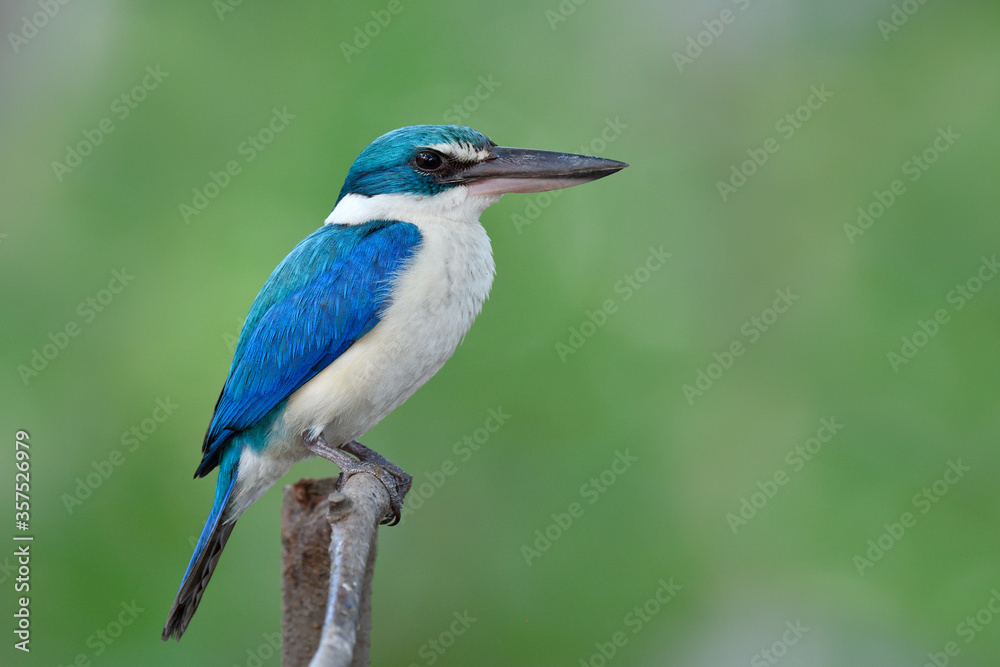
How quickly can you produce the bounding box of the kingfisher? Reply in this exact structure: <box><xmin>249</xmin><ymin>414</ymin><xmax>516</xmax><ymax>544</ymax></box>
<box><xmin>162</xmin><ymin>124</ymin><xmax>627</xmax><ymax>640</ymax></box>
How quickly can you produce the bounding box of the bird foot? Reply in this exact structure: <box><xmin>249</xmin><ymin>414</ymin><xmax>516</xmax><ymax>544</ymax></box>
<box><xmin>301</xmin><ymin>434</ymin><xmax>412</xmax><ymax>525</ymax></box>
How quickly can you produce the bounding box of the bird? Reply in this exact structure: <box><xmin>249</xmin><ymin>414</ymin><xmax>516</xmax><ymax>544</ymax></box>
<box><xmin>162</xmin><ymin>124</ymin><xmax>627</xmax><ymax>640</ymax></box>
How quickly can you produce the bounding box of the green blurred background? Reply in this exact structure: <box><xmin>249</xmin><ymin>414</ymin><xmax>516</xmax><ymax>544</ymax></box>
<box><xmin>3</xmin><ymin>1</ymin><xmax>1000</xmax><ymax>665</ymax></box>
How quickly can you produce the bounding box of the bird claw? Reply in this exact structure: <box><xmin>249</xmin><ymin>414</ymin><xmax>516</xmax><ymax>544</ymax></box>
<box><xmin>350</xmin><ymin>462</ymin><xmax>411</xmax><ymax>526</ymax></box>
<box><xmin>301</xmin><ymin>434</ymin><xmax>411</xmax><ymax>525</ymax></box>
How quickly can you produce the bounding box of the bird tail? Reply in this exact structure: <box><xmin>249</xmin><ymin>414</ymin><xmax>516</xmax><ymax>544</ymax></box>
<box><xmin>162</xmin><ymin>460</ymin><xmax>239</xmax><ymax>641</ymax></box>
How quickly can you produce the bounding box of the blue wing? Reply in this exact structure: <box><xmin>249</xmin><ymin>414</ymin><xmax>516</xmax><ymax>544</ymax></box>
<box><xmin>194</xmin><ymin>220</ymin><xmax>422</xmax><ymax>478</ymax></box>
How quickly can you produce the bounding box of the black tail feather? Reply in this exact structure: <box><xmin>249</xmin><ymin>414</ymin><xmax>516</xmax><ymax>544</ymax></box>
<box><xmin>161</xmin><ymin>518</ymin><xmax>237</xmax><ymax>641</ymax></box>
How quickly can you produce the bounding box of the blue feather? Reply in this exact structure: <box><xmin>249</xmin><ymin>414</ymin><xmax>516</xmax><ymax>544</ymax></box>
<box><xmin>195</xmin><ymin>219</ymin><xmax>422</xmax><ymax>478</ymax></box>
<box><xmin>162</xmin><ymin>443</ymin><xmax>242</xmax><ymax>640</ymax></box>
<box><xmin>337</xmin><ymin>125</ymin><xmax>495</xmax><ymax>200</ymax></box>
<box><xmin>182</xmin><ymin>446</ymin><xmax>239</xmax><ymax>584</ymax></box>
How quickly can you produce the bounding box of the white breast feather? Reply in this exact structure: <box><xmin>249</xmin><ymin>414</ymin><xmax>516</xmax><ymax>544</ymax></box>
<box><xmin>229</xmin><ymin>186</ymin><xmax>501</xmax><ymax>515</ymax></box>
<box><xmin>287</xmin><ymin>188</ymin><xmax>498</xmax><ymax>448</ymax></box>
<box><xmin>231</xmin><ymin>187</ymin><xmax>501</xmax><ymax>516</ymax></box>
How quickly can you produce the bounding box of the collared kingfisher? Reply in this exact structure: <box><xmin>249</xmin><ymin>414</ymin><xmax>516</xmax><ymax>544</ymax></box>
<box><xmin>162</xmin><ymin>124</ymin><xmax>627</xmax><ymax>640</ymax></box>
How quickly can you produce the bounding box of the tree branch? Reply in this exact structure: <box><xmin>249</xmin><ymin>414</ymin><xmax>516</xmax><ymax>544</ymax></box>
<box><xmin>281</xmin><ymin>474</ymin><xmax>390</xmax><ymax>667</ymax></box>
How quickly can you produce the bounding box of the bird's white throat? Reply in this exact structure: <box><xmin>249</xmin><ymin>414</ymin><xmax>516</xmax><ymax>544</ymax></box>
<box><xmin>326</xmin><ymin>187</ymin><xmax>502</xmax><ymax>227</ymax></box>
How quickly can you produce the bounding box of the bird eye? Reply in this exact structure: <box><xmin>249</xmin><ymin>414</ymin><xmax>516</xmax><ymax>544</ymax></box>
<box><xmin>413</xmin><ymin>150</ymin><xmax>445</xmax><ymax>172</ymax></box>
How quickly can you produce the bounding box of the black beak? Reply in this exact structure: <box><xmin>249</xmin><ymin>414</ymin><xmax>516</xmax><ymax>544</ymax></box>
<box><xmin>445</xmin><ymin>146</ymin><xmax>628</xmax><ymax>195</ymax></box>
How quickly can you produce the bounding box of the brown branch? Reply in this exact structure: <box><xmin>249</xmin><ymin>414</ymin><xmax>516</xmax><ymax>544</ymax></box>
<box><xmin>281</xmin><ymin>474</ymin><xmax>390</xmax><ymax>667</ymax></box>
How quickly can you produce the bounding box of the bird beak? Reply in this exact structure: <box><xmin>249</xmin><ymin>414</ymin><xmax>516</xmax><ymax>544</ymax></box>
<box><xmin>448</xmin><ymin>147</ymin><xmax>628</xmax><ymax>196</ymax></box>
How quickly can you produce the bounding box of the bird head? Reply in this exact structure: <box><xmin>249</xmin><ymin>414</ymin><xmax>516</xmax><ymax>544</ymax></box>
<box><xmin>327</xmin><ymin>125</ymin><xmax>627</xmax><ymax>225</ymax></box>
